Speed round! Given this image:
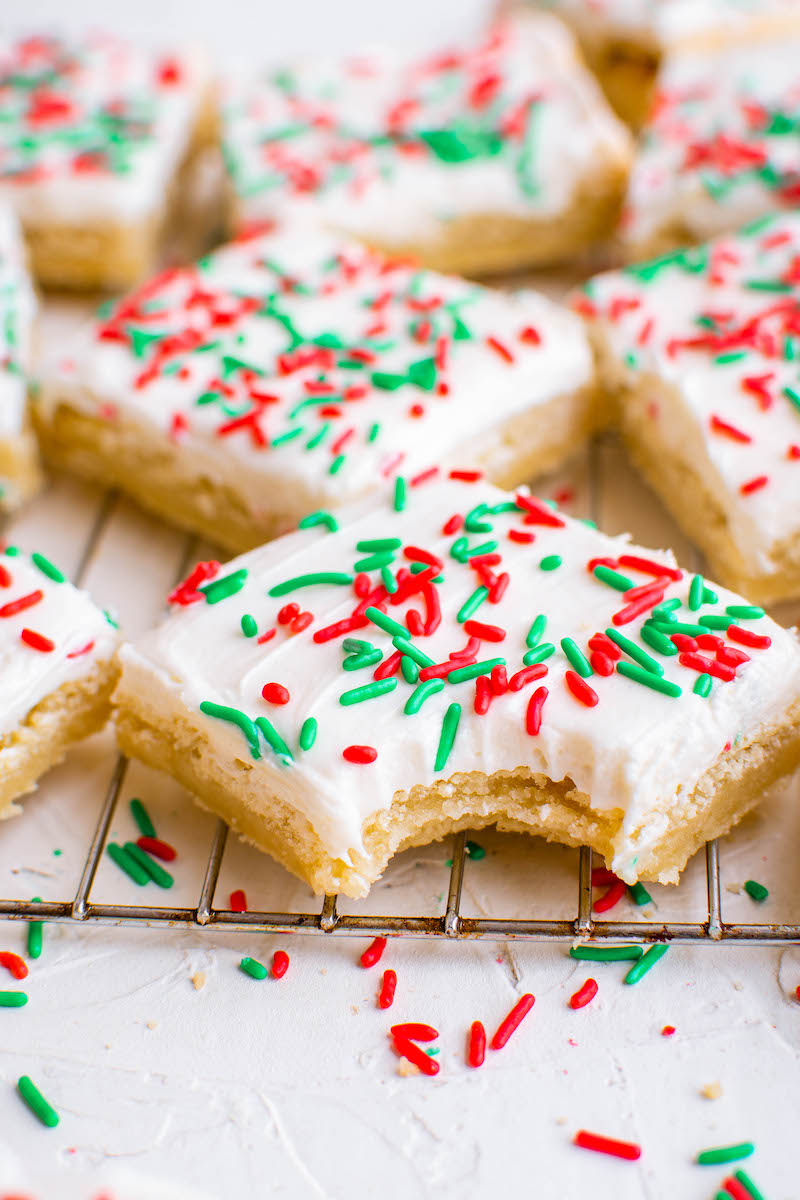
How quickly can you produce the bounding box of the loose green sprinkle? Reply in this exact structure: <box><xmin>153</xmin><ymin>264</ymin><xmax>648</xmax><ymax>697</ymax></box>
<box><xmin>392</xmin><ymin>636</ymin><xmax>434</xmax><ymax>668</ymax></box>
<box><xmin>380</xmin><ymin>566</ymin><xmax>398</xmax><ymax>594</ymax></box>
<box><xmin>365</xmin><ymin>607</ymin><xmax>408</xmax><ymax>638</ymax></box>
<box><xmin>688</xmin><ymin>574</ymin><xmax>705</xmax><ymax>611</ymax></box>
<box><xmin>605</xmin><ymin>628</ymin><xmax>664</xmax><ymax>676</ymax></box>
<box><xmin>560</xmin><ymin>637</ymin><xmax>592</xmax><ymax>677</ymax></box>
<box><xmin>652</xmin><ymin>598</ymin><xmax>681</xmax><ymax>619</ymax></box>
<box><xmin>726</xmin><ymin>605</ymin><xmax>765</xmax><ymax>620</ymax></box>
<box><xmin>404</xmin><ymin>678</ymin><xmax>445</xmax><ymax>714</ymax></box>
<box><xmin>639</xmin><ymin>625</ymin><xmax>679</xmax><ymax>657</ymax></box>
<box><xmin>733</xmin><ymin>1170</ymin><xmax>766</xmax><ymax>1200</ymax></box>
<box><xmin>200</xmin><ymin>701</ymin><xmax>261</xmax><ymax>759</ymax></box>
<box><xmin>624</xmin><ymin>943</ymin><xmax>669</xmax><ymax>984</ymax></box>
<box><xmin>434</xmin><ymin>703</ymin><xmax>461</xmax><ymax>773</ymax></box>
<box><xmin>456</xmin><ymin>586</ymin><xmax>490</xmax><ymax>623</ymax></box>
<box><xmin>240</xmin><ymin>956</ymin><xmax>268</xmax><ymax>980</ymax></box>
<box><xmin>744</xmin><ymin>879</ymin><xmax>769</xmax><ymax>902</ymax></box>
<box><xmin>355</xmin><ymin>551</ymin><xmax>395</xmax><ymax>572</ymax></box>
<box><xmin>702</xmin><ymin>586</ymin><xmax>718</xmax><ymax>605</ymax></box>
<box><xmin>200</xmin><ymin>568</ymin><xmax>248</xmax><ymax>604</ymax></box>
<box><xmin>27</xmin><ymin>899</ymin><xmax>43</xmax><ymax>960</ymax></box>
<box><xmin>466</xmin><ymin>840</ymin><xmax>486</xmax><ymax>860</ymax></box>
<box><xmin>694</xmin><ymin>673</ymin><xmax>713</xmax><ymax>698</ymax></box>
<box><xmin>31</xmin><ymin>552</ymin><xmax>65</xmax><ymax>583</ymax></box>
<box><xmin>107</xmin><ymin>842</ymin><xmax>149</xmax><ymax>886</ymax></box>
<box><xmin>650</xmin><ymin>619</ymin><xmax>707</xmax><ymax>637</ymax></box>
<box><xmin>255</xmin><ymin>716</ymin><xmax>294</xmax><ymax>761</ymax></box>
<box><xmin>696</xmin><ymin>1143</ymin><xmax>755</xmax><ymax>1166</ymax></box>
<box><xmin>628</xmin><ymin>882</ymin><xmax>652</xmax><ymax>907</ymax></box>
<box><xmin>0</xmin><ymin>991</ymin><xmax>27</xmax><ymax>1006</ymax></box>
<box><xmin>394</xmin><ymin>476</ymin><xmax>407</xmax><ymax>512</ymax></box>
<box><xmin>241</xmin><ymin>614</ymin><xmax>258</xmax><ymax>638</ymax></box>
<box><xmin>343</xmin><ymin>647</ymin><xmax>382</xmax><ymax>671</ymax></box>
<box><xmin>17</xmin><ymin>1076</ymin><xmax>59</xmax><ymax>1128</ymax></box>
<box><xmin>401</xmin><ymin>655</ymin><xmax>419</xmax><ymax>684</ymax></box>
<box><xmin>539</xmin><ymin>555</ymin><xmax>562</xmax><ymax>571</ymax></box>
<box><xmin>617</xmin><ymin>662</ymin><xmax>682</xmax><ymax>697</ymax></box>
<box><xmin>569</xmin><ymin>945</ymin><xmax>644</xmax><ymax>962</ymax></box>
<box><xmin>269</xmin><ymin>571</ymin><xmax>353</xmax><ymax>597</ymax></box>
<box><xmin>593</xmin><ymin>564</ymin><xmax>635</xmax><ymax>592</ymax></box>
<box><xmin>124</xmin><ymin>843</ymin><xmax>173</xmax><ymax>888</ymax></box>
<box><xmin>299</xmin><ymin>717</ymin><xmax>317</xmax><ymax>751</ymax></box>
<box><xmin>523</xmin><ymin>642</ymin><xmax>556</xmax><ymax>666</ymax></box>
<box><xmin>339</xmin><ymin>677</ymin><xmax>398</xmax><ymax>706</ymax></box>
<box><xmin>328</xmin><ymin>454</ymin><xmax>346</xmax><ymax>475</ymax></box>
<box><xmin>698</xmin><ymin>614</ymin><xmax>731</xmax><ymax>631</ymax></box>
<box><xmin>448</xmin><ymin>658</ymin><xmax>505</xmax><ymax>684</ymax></box>
<box><xmin>298</xmin><ymin>510</ymin><xmax>339</xmax><ymax>533</ymax></box>
<box><xmin>129</xmin><ymin>797</ymin><xmax>155</xmax><ymax>839</ymax></box>
<box><xmin>356</xmin><ymin>537</ymin><xmax>402</xmax><ymax>553</ymax></box>
<box><xmin>526</xmin><ymin>614</ymin><xmax>547</xmax><ymax>648</ymax></box>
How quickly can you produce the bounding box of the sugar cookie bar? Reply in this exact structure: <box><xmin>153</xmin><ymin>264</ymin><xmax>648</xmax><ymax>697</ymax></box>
<box><xmin>0</xmin><ymin>32</ymin><xmax>215</xmax><ymax>291</ymax></box>
<box><xmin>581</xmin><ymin>215</ymin><xmax>800</xmax><ymax>604</ymax></box>
<box><xmin>0</xmin><ymin>205</ymin><xmax>40</xmax><ymax>511</ymax></box>
<box><xmin>0</xmin><ymin>546</ymin><xmax>120</xmax><ymax>820</ymax></box>
<box><xmin>35</xmin><ymin>223</ymin><xmax>600</xmax><ymax>553</ymax></box>
<box><xmin>114</xmin><ymin>477</ymin><xmax>800</xmax><ymax>897</ymax></box>
<box><xmin>529</xmin><ymin>1</ymin><xmax>800</xmax><ymax>127</ymax></box>
<box><xmin>220</xmin><ymin>15</ymin><xmax>631</xmax><ymax>276</ymax></box>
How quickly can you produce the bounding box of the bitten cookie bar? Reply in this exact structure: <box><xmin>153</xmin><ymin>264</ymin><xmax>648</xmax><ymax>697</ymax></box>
<box><xmin>35</xmin><ymin>223</ymin><xmax>599</xmax><ymax>553</ymax></box>
<box><xmin>530</xmin><ymin>1</ymin><xmax>800</xmax><ymax>127</ymax></box>
<box><xmin>0</xmin><ymin>205</ymin><xmax>40</xmax><ymax>511</ymax></box>
<box><xmin>114</xmin><ymin>477</ymin><xmax>800</xmax><ymax>898</ymax></box>
<box><xmin>0</xmin><ymin>32</ymin><xmax>214</xmax><ymax>291</ymax></box>
<box><xmin>580</xmin><ymin>215</ymin><xmax>800</xmax><ymax>604</ymax></box>
<box><xmin>0</xmin><ymin>546</ymin><xmax>120</xmax><ymax>820</ymax></box>
<box><xmin>621</xmin><ymin>36</ymin><xmax>800</xmax><ymax>258</ymax></box>
<box><xmin>220</xmin><ymin>15</ymin><xmax>631</xmax><ymax>276</ymax></box>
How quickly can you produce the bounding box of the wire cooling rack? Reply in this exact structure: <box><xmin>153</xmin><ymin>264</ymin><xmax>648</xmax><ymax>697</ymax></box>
<box><xmin>1</xmin><ymin>484</ymin><xmax>799</xmax><ymax>946</ymax></box>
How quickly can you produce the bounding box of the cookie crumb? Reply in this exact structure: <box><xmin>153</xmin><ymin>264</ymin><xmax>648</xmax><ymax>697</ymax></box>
<box><xmin>191</xmin><ymin>971</ymin><xmax>206</xmax><ymax>991</ymax></box>
<box><xmin>397</xmin><ymin>1058</ymin><xmax>421</xmax><ymax>1077</ymax></box>
<box><xmin>725</xmin><ymin>882</ymin><xmax>743</xmax><ymax>895</ymax></box>
<box><xmin>701</xmin><ymin>1081</ymin><xmax>722</xmax><ymax>1100</ymax></box>
<box><xmin>146</xmin><ymin>1020</ymin><xmax>158</xmax><ymax>1030</ymax></box>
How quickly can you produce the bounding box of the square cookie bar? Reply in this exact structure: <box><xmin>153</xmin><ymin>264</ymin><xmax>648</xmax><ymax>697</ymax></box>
<box><xmin>114</xmin><ymin>476</ymin><xmax>800</xmax><ymax>897</ymax></box>
<box><xmin>581</xmin><ymin>215</ymin><xmax>800</xmax><ymax>604</ymax></box>
<box><xmin>35</xmin><ymin>223</ymin><xmax>599</xmax><ymax>553</ymax></box>
<box><xmin>621</xmin><ymin>35</ymin><xmax>800</xmax><ymax>258</ymax></box>
<box><xmin>0</xmin><ymin>32</ymin><xmax>215</xmax><ymax>291</ymax></box>
<box><xmin>0</xmin><ymin>205</ymin><xmax>40</xmax><ymax>511</ymax></box>
<box><xmin>0</xmin><ymin>546</ymin><xmax>120</xmax><ymax>820</ymax></box>
<box><xmin>220</xmin><ymin>15</ymin><xmax>631</xmax><ymax>276</ymax></box>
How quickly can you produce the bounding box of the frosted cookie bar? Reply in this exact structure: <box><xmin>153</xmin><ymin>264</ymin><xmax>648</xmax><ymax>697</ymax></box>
<box><xmin>621</xmin><ymin>37</ymin><xmax>800</xmax><ymax>258</ymax></box>
<box><xmin>530</xmin><ymin>1</ymin><xmax>800</xmax><ymax>127</ymax></box>
<box><xmin>0</xmin><ymin>32</ymin><xmax>215</xmax><ymax>291</ymax></box>
<box><xmin>220</xmin><ymin>15</ymin><xmax>631</xmax><ymax>277</ymax></box>
<box><xmin>0</xmin><ymin>205</ymin><xmax>40</xmax><ymax>511</ymax></box>
<box><xmin>114</xmin><ymin>477</ymin><xmax>800</xmax><ymax>897</ymax></box>
<box><xmin>35</xmin><ymin>223</ymin><xmax>599</xmax><ymax>553</ymax></box>
<box><xmin>581</xmin><ymin>215</ymin><xmax>800</xmax><ymax>604</ymax></box>
<box><xmin>0</xmin><ymin>546</ymin><xmax>120</xmax><ymax>820</ymax></box>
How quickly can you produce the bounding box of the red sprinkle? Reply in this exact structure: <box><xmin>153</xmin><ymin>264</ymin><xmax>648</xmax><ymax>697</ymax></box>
<box><xmin>390</xmin><ymin>1023</ymin><xmax>438</xmax><ymax>1042</ymax></box>
<box><xmin>591</xmin><ymin>867</ymin><xmax>618</xmax><ymax>887</ymax></box>
<box><xmin>378</xmin><ymin>969</ymin><xmax>397</xmax><ymax>1009</ymax></box>
<box><xmin>617</xmin><ymin>554</ymin><xmax>682</xmax><ymax>581</ymax></box>
<box><xmin>277</xmin><ymin>602</ymin><xmax>300</xmax><ymax>625</ymax></box>
<box><xmin>290</xmin><ymin>611</ymin><xmax>314</xmax><ymax>634</ymax></box>
<box><xmin>569</xmin><ymin>979</ymin><xmax>598</xmax><ymax>1010</ymax></box>
<box><xmin>721</xmin><ymin>1178</ymin><xmax>753</xmax><ymax>1200</ymax></box>
<box><xmin>0</xmin><ymin>563</ymin><xmax>11</xmax><ymax>587</ymax></box>
<box><xmin>229</xmin><ymin>889</ymin><xmax>248</xmax><ymax>912</ymax></box>
<box><xmin>508</xmin><ymin>663</ymin><xmax>548</xmax><ymax>691</ymax></box>
<box><xmin>486</xmin><ymin>335</ymin><xmax>514</xmax><ymax>364</ymax></box>
<box><xmin>467</xmin><ymin>1020</ymin><xmax>487</xmax><ymax>1068</ymax></box>
<box><xmin>449</xmin><ymin>470</ymin><xmax>482</xmax><ymax>482</ymax></box>
<box><xmin>565</xmin><ymin>671</ymin><xmax>598</xmax><ymax>707</ymax></box>
<box><xmin>519</xmin><ymin>325</ymin><xmax>541</xmax><ymax>345</ymax></box>
<box><xmin>590</xmin><ymin>651</ymin><xmax>614</xmax><ymax>676</ymax></box>
<box><xmin>490</xmin><ymin>993</ymin><xmax>535</xmax><ymax>1050</ymax></box>
<box><xmin>262</xmin><ymin>682</ymin><xmax>290</xmax><ymax>705</ymax></box>
<box><xmin>20</xmin><ymin>628</ymin><xmax>54</xmax><ymax>652</ymax></box>
<box><xmin>442</xmin><ymin>513</ymin><xmax>463</xmax><ymax>535</ymax></box>
<box><xmin>740</xmin><ymin>474</ymin><xmax>769</xmax><ymax>495</ymax></box>
<box><xmin>508</xmin><ymin>528</ymin><xmax>535</xmax><ymax>544</ymax></box>
<box><xmin>593</xmin><ymin>879</ymin><xmax>627</xmax><ymax>913</ymax></box>
<box><xmin>710</xmin><ymin>414</ymin><xmax>752</xmax><ymax>443</ymax></box>
<box><xmin>612</xmin><ymin>589</ymin><xmax>666</xmax><ymax>626</ymax></box>
<box><xmin>392</xmin><ymin>1033</ymin><xmax>439</xmax><ymax>1076</ymax></box>
<box><xmin>66</xmin><ymin>640</ymin><xmax>95</xmax><ymax>659</ymax></box>
<box><xmin>574</xmin><ymin>1130</ymin><xmax>641</xmax><ymax>1161</ymax></box>
<box><xmin>727</xmin><ymin>624</ymin><xmax>771</xmax><ymax>649</ymax></box>
<box><xmin>136</xmin><ymin>837</ymin><xmax>177</xmax><ymax>863</ymax></box>
<box><xmin>257</xmin><ymin>627</ymin><xmax>277</xmax><ymax>645</ymax></box>
<box><xmin>360</xmin><ymin>937</ymin><xmax>387</xmax><ymax>968</ymax></box>
<box><xmin>271</xmin><ymin>950</ymin><xmax>289</xmax><ymax>979</ymax></box>
<box><xmin>525</xmin><ymin>686</ymin><xmax>548</xmax><ymax>734</ymax></box>
<box><xmin>343</xmin><ymin>744</ymin><xmax>378</xmax><ymax>764</ymax></box>
<box><xmin>0</xmin><ymin>589</ymin><xmax>43</xmax><ymax>618</ymax></box>
<box><xmin>463</xmin><ymin>619</ymin><xmax>505</xmax><ymax>643</ymax></box>
<box><xmin>0</xmin><ymin>951</ymin><xmax>28</xmax><ymax>981</ymax></box>
<box><xmin>588</xmin><ymin>632</ymin><xmax>621</xmax><ymax>660</ymax></box>
<box><xmin>661</xmin><ymin>1025</ymin><xmax>676</xmax><ymax>1036</ymax></box>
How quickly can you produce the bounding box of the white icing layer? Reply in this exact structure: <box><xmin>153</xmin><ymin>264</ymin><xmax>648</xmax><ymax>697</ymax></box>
<box><xmin>0</xmin><ymin>204</ymin><xmax>34</xmax><ymax>444</ymax></box>
<box><xmin>118</xmin><ymin>477</ymin><xmax>800</xmax><ymax>881</ymax></box>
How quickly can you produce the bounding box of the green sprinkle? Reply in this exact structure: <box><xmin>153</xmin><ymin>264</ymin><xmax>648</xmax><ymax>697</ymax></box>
<box><xmin>605</xmin><ymin>628</ymin><xmax>664</xmax><ymax>675</ymax></box>
<box><xmin>365</xmin><ymin>607</ymin><xmax>408</xmax><ymax>638</ymax></box>
<box><xmin>367</xmin><ymin>422</ymin><xmax>381</xmax><ymax>443</ymax></box>
<box><xmin>241</xmin><ymin>614</ymin><xmax>258</xmax><ymax>638</ymax></box>
<box><xmin>624</xmin><ymin>943</ymin><xmax>669</xmax><ymax>984</ymax></box>
<box><xmin>593</xmin><ymin>564</ymin><xmax>634</xmax><ymax>591</ymax></box>
<box><xmin>560</xmin><ymin>637</ymin><xmax>592</xmax><ymax>677</ymax></box>
<box><xmin>394</xmin><ymin>476</ymin><xmax>407</xmax><ymax>512</ymax></box>
<box><xmin>107</xmin><ymin>842</ymin><xmax>149</xmax><ymax>886</ymax></box>
<box><xmin>733</xmin><ymin>1170</ymin><xmax>766</xmax><ymax>1200</ymax></box>
<box><xmin>448</xmin><ymin>658</ymin><xmax>505</xmax><ymax>684</ymax></box>
<box><xmin>298</xmin><ymin>510</ymin><xmax>339</xmax><ymax>533</ymax></box>
<box><xmin>617</xmin><ymin>662</ymin><xmax>681</xmax><ymax>697</ymax></box>
<box><xmin>240</xmin><ymin>956</ymin><xmax>268</xmax><ymax>980</ymax></box>
<box><xmin>466</xmin><ymin>840</ymin><xmax>486</xmax><ymax>860</ymax></box>
<box><xmin>702</xmin><ymin>586</ymin><xmax>718</xmax><ymax>605</ymax></box>
<box><xmin>715</xmin><ymin>351</ymin><xmax>748</xmax><ymax>365</ymax></box>
<box><xmin>354</xmin><ymin>551</ymin><xmax>395</xmax><ymax>572</ymax></box>
<box><xmin>271</xmin><ymin>426</ymin><xmax>305</xmax><ymax>447</ymax></box>
<box><xmin>457</xmin><ymin>586</ymin><xmax>490</xmax><ymax>623</ymax></box>
<box><xmin>404</xmin><ymin>678</ymin><xmax>445</xmax><ymax>714</ymax></box>
<box><xmin>696</xmin><ymin>1143</ymin><xmax>755</xmax><ymax>1166</ymax></box>
<box><xmin>464</xmin><ymin>503</ymin><xmax>492</xmax><ymax>534</ymax></box>
<box><xmin>31</xmin><ymin>552</ymin><xmax>65</xmax><ymax>583</ymax></box>
<box><xmin>523</xmin><ymin>643</ymin><xmax>556</xmax><ymax>666</ymax></box>
<box><xmin>255</xmin><ymin>716</ymin><xmax>294</xmax><ymax>761</ymax></box>
<box><xmin>371</xmin><ymin>371</ymin><xmax>406</xmax><ymax>391</ymax></box>
<box><xmin>356</xmin><ymin>538</ymin><xmax>402</xmax><ymax>552</ymax></box>
<box><xmin>526</xmin><ymin>614</ymin><xmax>547</xmax><ymax>648</ymax></box>
<box><xmin>401</xmin><ymin>655</ymin><xmax>419</xmax><ymax>684</ymax></box>
<box><xmin>628</xmin><ymin>882</ymin><xmax>652</xmax><ymax>906</ymax></box>
<box><xmin>269</xmin><ymin>571</ymin><xmax>353</xmax><ymax>597</ymax></box>
<box><xmin>652</xmin><ymin>598</ymin><xmax>681</xmax><ymax>619</ymax></box>
<box><xmin>329</xmin><ymin>454</ymin><xmax>346</xmax><ymax>475</ymax></box>
<box><xmin>27</xmin><ymin>899</ymin><xmax>43</xmax><ymax>960</ymax></box>
<box><xmin>688</xmin><ymin>574</ymin><xmax>705</xmax><ymax>611</ymax></box>
<box><xmin>650</xmin><ymin>619</ymin><xmax>707</xmax><ymax>637</ymax></box>
<box><xmin>697</xmin><ymin>614</ymin><xmax>731</xmax><ymax>631</ymax></box>
<box><xmin>392</xmin><ymin>636</ymin><xmax>434</xmax><ymax>668</ymax></box>
<box><xmin>785</xmin><ymin>384</ymin><xmax>800</xmax><ymax>413</ymax></box>
<box><xmin>123</xmin><ymin>843</ymin><xmax>173</xmax><ymax>889</ymax></box>
<box><xmin>434</xmin><ymin>703</ymin><xmax>461</xmax><ymax>773</ymax></box>
<box><xmin>17</xmin><ymin>1076</ymin><xmax>59</xmax><ymax>1128</ymax></box>
<box><xmin>380</xmin><ymin>566</ymin><xmax>397</xmax><ymax>594</ymax></box>
<box><xmin>129</xmin><ymin>798</ymin><xmax>155</xmax><ymax>839</ymax></box>
<box><xmin>539</xmin><ymin>555</ymin><xmax>562</xmax><ymax>571</ymax></box>
<box><xmin>694</xmin><ymin>673</ymin><xmax>713</xmax><ymax>697</ymax></box>
<box><xmin>744</xmin><ymin>879</ymin><xmax>769</xmax><ymax>902</ymax></box>
<box><xmin>200</xmin><ymin>701</ymin><xmax>261</xmax><ymax>759</ymax></box>
<box><xmin>343</xmin><ymin>647</ymin><xmax>382</xmax><ymax>671</ymax></box>
<box><xmin>569</xmin><ymin>945</ymin><xmax>644</xmax><ymax>962</ymax></box>
<box><xmin>0</xmin><ymin>991</ymin><xmax>27</xmax><ymax>1006</ymax></box>
<box><xmin>726</xmin><ymin>605</ymin><xmax>765</xmax><ymax>620</ymax></box>
<box><xmin>407</xmin><ymin>357</ymin><xmax>437</xmax><ymax>391</ymax></box>
<box><xmin>339</xmin><ymin>677</ymin><xmax>398</xmax><ymax>706</ymax></box>
<box><xmin>200</xmin><ymin>568</ymin><xmax>248</xmax><ymax>604</ymax></box>
<box><xmin>639</xmin><ymin>625</ymin><xmax>679</xmax><ymax>657</ymax></box>
<box><xmin>299</xmin><ymin>717</ymin><xmax>317</xmax><ymax>751</ymax></box>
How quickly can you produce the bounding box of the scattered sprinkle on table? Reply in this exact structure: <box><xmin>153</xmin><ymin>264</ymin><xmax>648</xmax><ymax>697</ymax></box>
<box><xmin>697</xmin><ymin>1142</ymin><xmax>755</xmax><ymax>1166</ymax></box>
<box><xmin>27</xmin><ymin>898</ymin><xmax>43</xmax><ymax>960</ymax></box>
<box><xmin>17</xmin><ymin>1076</ymin><xmax>59</xmax><ymax>1128</ymax></box>
<box><xmin>129</xmin><ymin>797</ymin><xmax>156</xmax><ymax>838</ymax></box>
<box><xmin>574</xmin><ymin>1130</ymin><xmax>641</xmax><ymax>1161</ymax></box>
<box><xmin>569</xmin><ymin>979</ymin><xmax>598</xmax><ymax>1009</ymax></box>
<box><xmin>239</xmin><ymin>956</ymin><xmax>268</xmax><ymax>981</ymax></box>
<box><xmin>360</xmin><ymin>937</ymin><xmax>387</xmax><ymax>968</ymax></box>
<box><xmin>744</xmin><ymin>880</ymin><xmax>769</xmax><ymax>902</ymax></box>
<box><xmin>0</xmin><ymin>951</ymin><xmax>28</xmax><ymax>981</ymax></box>
<box><xmin>378</xmin><ymin>970</ymin><xmax>397</xmax><ymax>1009</ymax></box>
<box><xmin>624</xmin><ymin>943</ymin><xmax>669</xmax><ymax>985</ymax></box>
<box><xmin>467</xmin><ymin>1020</ymin><xmax>486</xmax><ymax>1068</ymax></box>
<box><xmin>570</xmin><ymin>944</ymin><xmax>643</xmax><ymax>963</ymax></box>
<box><xmin>0</xmin><ymin>991</ymin><xmax>27</xmax><ymax>1007</ymax></box>
<box><xmin>271</xmin><ymin>950</ymin><xmax>290</xmax><ymax>979</ymax></box>
<box><xmin>391</xmin><ymin>1033</ymin><xmax>439</xmax><ymax>1077</ymax></box>
<box><xmin>490</xmin><ymin>993</ymin><xmax>534</xmax><ymax>1050</ymax></box>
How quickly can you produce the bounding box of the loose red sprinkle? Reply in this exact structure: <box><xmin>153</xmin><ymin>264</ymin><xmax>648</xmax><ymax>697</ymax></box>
<box><xmin>463</xmin><ymin>619</ymin><xmax>505</xmax><ymax>642</ymax></box>
<box><xmin>525</xmin><ymin>686</ymin><xmax>548</xmax><ymax>734</ymax></box>
<box><xmin>795</xmin><ymin>985</ymin><xmax>800</xmax><ymax>1002</ymax></box>
<box><xmin>788</xmin><ymin>444</ymin><xmax>800</xmax><ymax>460</ymax></box>
<box><xmin>590</xmin><ymin>651</ymin><xmax>614</xmax><ymax>676</ymax></box>
<box><xmin>229</xmin><ymin>889</ymin><xmax>248</xmax><ymax>912</ymax></box>
<box><xmin>257</xmin><ymin>627</ymin><xmax>277</xmax><ymax>645</ymax></box>
<box><xmin>672</xmin><ymin>633</ymin><xmax>699</xmax><ymax>652</ymax></box>
<box><xmin>486</xmin><ymin>335</ymin><xmax>514</xmax><ymax>364</ymax></box>
<box><xmin>588</xmin><ymin>633</ymin><xmax>622</xmax><ymax>660</ymax></box>
<box><xmin>569</xmin><ymin>979</ymin><xmax>598</xmax><ymax>1009</ymax></box>
<box><xmin>490</xmin><ymin>994</ymin><xmax>535</xmax><ymax>1050</ymax></box>
<box><xmin>508</xmin><ymin>663</ymin><xmax>548</xmax><ymax>691</ymax></box>
<box><xmin>467</xmin><ymin>1020</ymin><xmax>487</xmax><ymax>1067</ymax></box>
<box><xmin>710</xmin><ymin>414</ymin><xmax>752</xmax><ymax>443</ymax></box>
<box><xmin>391</xmin><ymin>1023</ymin><xmax>438</xmax><ymax>1042</ymax></box>
<box><xmin>679</xmin><ymin>652</ymin><xmax>735</xmax><ymax>682</ymax></box>
<box><xmin>661</xmin><ymin>1025</ymin><xmax>676</xmax><ymax>1036</ymax></box>
<box><xmin>574</xmin><ymin>1130</ymin><xmax>641</xmax><ymax>1161</ymax></box>
<box><xmin>515</xmin><ymin>492</ymin><xmax>565</xmax><ymax>528</ymax></box>
<box><xmin>474</xmin><ymin>674</ymin><xmax>492</xmax><ymax>714</ymax></box>
<box><xmin>0</xmin><ymin>951</ymin><xmax>28</xmax><ymax>981</ymax></box>
<box><xmin>277</xmin><ymin>603</ymin><xmax>299</xmax><ymax>625</ymax></box>
<box><xmin>508</xmin><ymin>528</ymin><xmax>535</xmax><ymax>544</ymax></box>
<box><xmin>21</xmin><ymin>629</ymin><xmax>54</xmax><ymax>652</ymax></box>
<box><xmin>410</xmin><ymin>466</ymin><xmax>439</xmax><ymax>487</ymax></box>
<box><xmin>136</xmin><ymin>836</ymin><xmax>177</xmax><ymax>863</ymax></box>
<box><xmin>343</xmin><ymin>744</ymin><xmax>378</xmax><ymax>764</ymax></box>
<box><xmin>612</xmin><ymin>590</ymin><xmax>666</xmax><ymax>626</ymax></box>
<box><xmin>0</xmin><ymin>590</ymin><xmax>43</xmax><ymax>618</ymax></box>
<box><xmin>727</xmin><ymin>625</ymin><xmax>771</xmax><ymax>649</ymax></box>
<box><xmin>392</xmin><ymin>1033</ymin><xmax>439</xmax><ymax>1076</ymax></box>
<box><xmin>360</xmin><ymin>937</ymin><xmax>387</xmax><ymax>968</ymax></box>
<box><xmin>740</xmin><ymin>474</ymin><xmax>769</xmax><ymax>495</ymax></box>
<box><xmin>617</xmin><ymin>554</ymin><xmax>682</xmax><ymax>581</ymax></box>
<box><xmin>271</xmin><ymin>950</ymin><xmax>289</xmax><ymax>979</ymax></box>
<box><xmin>519</xmin><ymin>325</ymin><xmax>541</xmax><ymax>345</ymax></box>
<box><xmin>721</xmin><ymin>1178</ymin><xmax>752</xmax><ymax>1200</ymax></box>
<box><xmin>591</xmin><ymin>867</ymin><xmax>618</xmax><ymax>887</ymax></box>
<box><xmin>588</xmin><ymin>556</ymin><xmax>617</xmax><ymax>574</ymax></box>
<box><xmin>594</xmin><ymin>879</ymin><xmax>627</xmax><ymax>913</ymax></box>
<box><xmin>262</xmin><ymin>682</ymin><xmax>290</xmax><ymax>705</ymax></box>
<box><xmin>449</xmin><ymin>470</ymin><xmax>482</xmax><ymax>482</ymax></box>
<box><xmin>378</xmin><ymin>969</ymin><xmax>397</xmax><ymax>1009</ymax></box>
<box><xmin>442</xmin><ymin>514</ymin><xmax>463</xmax><ymax>535</ymax></box>
<box><xmin>290</xmin><ymin>611</ymin><xmax>314</xmax><ymax>634</ymax></box>
<box><xmin>490</xmin><ymin>664</ymin><xmax>508</xmax><ymax>695</ymax></box>
<box><xmin>565</xmin><ymin>671</ymin><xmax>598</xmax><ymax>707</ymax></box>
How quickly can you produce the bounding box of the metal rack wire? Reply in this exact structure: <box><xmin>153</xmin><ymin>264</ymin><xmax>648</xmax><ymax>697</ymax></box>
<box><xmin>1</xmin><ymin>485</ymin><xmax>799</xmax><ymax>945</ymax></box>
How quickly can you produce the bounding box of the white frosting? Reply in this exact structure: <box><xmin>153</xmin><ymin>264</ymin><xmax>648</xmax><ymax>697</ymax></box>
<box><xmin>585</xmin><ymin>215</ymin><xmax>800</xmax><ymax>575</ymax></box>
<box><xmin>220</xmin><ymin>15</ymin><xmax>629</xmax><ymax>245</ymax></box>
<box><xmin>118</xmin><ymin>477</ymin><xmax>800</xmax><ymax>882</ymax></box>
<box><xmin>0</xmin><ymin>203</ymin><xmax>34</xmax><ymax>448</ymax></box>
<box><xmin>39</xmin><ymin>223</ymin><xmax>594</xmax><ymax>533</ymax></box>
<box><xmin>622</xmin><ymin>38</ymin><xmax>800</xmax><ymax>250</ymax></box>
<box><xmin>0</xmin><ymin>33</ymin><xmax>207</xmax><ymax>225</ymax></box>
<box><xmin>533</xmin><ymin>0</ymin><xmax>800</xmax><ymax>48</ymax></box>
<box><xmin>0</xmin><ymin>546</ymin><xmax>119</xmax><ymax>739</ymax></box>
